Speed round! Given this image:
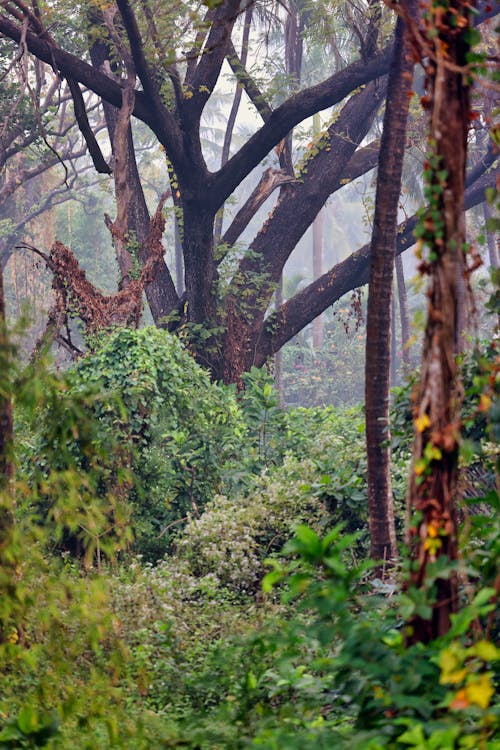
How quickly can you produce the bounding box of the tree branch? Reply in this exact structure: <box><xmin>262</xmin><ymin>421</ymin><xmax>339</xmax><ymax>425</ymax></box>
<box><xmin>256</xmin><ymin>166</ymin><xmax>499</xmax><ymax>363</ymax></box>
<box><xmin>208</xmin><ymin>43</ymin><xmax>393</xmax><ymax>208</ymax></box>
<box><xmin>220</xmin><ymin>168</ymin><xmax>297</xmax><ymax>251</ymax></box>
<box><xmin>67</xmin><ymin>78</ymin><xmax>111</xmax><ymax>174</ymax></box>
<box><xmin>225</xmin><ymin>39</ymin><xmax>272</xmax><ymax>121</ymax></box>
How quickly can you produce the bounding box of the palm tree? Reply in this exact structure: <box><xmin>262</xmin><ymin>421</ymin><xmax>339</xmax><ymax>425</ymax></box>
<box><xmin>365</xmin><ymin>7</ymin><xmax>415</xmax><ymax>565</ymax></box>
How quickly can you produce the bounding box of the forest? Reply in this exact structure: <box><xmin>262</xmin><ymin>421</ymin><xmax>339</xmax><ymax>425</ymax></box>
<box><xmin>0</xmin><ymin>0</ymin><xmax>499</xmax><ymax>747</ymax></box>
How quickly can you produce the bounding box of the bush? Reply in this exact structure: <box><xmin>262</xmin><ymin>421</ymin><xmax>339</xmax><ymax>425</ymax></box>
<box><xmin>68</xmin><ymin>327</ymin><xmax>246</xmax><ymax>560</ymax></box>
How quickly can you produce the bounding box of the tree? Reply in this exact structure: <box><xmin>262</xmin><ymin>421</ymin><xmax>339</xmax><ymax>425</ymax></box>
<box><xmin>364</xmin><ymin>6</ymin><xmax>415</xmax><ymax>564</ymax></box>
<box><xmin>404</xmin><ymin>0</ymin><xmax>480</xmax><ymax>642</ymax></box>
<box><xmin>0</xmin><ymin>1</ymin><xmax>496</xmax><ymax>383</ymax></box>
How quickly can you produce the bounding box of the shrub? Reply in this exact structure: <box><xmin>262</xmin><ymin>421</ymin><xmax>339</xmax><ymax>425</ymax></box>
<box><xmin>68</xmin><ymin>327</ymin><xmax>246</xmax><ymax>560</ymax></box>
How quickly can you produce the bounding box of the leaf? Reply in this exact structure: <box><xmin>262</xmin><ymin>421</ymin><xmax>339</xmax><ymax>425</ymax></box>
<box><xmin>415</xmin><ymin>413</ymin><xmax>431</xmax><ymax>433</ymax></box>
<box><xmin>465</xmin><ymin>673</ymin><xmax>494</xmax><ymax>709</ymax></box>
<box><xmin>473</xmin><ymin>640</ymin><xmax>500</xmax><ymax>662</ymax></box>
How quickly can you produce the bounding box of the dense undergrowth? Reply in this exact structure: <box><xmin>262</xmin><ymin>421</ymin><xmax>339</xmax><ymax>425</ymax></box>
<box><xmin>0</xmin><ymin>328</ymin><xmax>499</xmax><ymax>748</ymax></box>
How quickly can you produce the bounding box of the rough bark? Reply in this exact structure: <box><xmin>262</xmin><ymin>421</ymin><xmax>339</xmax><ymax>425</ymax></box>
<box><xmin>219</xmin><ymin>82</ymin><xmax>386</xmax><ymax>382</ymax></box>
<box><xmin>406</xmin><ymin>0</ymin><xmax>471</xmax><ymax>644</ymax></box>
<box><xmin>89</xmin><ymin>36</ymin><xmax>178</xmax><ymax>321</ymax></box>
<box><xmin>257</xmin><ymin>167</ymin><xmax>497</xmax><ymax>364</ymax></box>
<box><xmin>391</xmin><ymin>292</ymin><xmax>398</xmax><ymax>386</ymax></box>
<box><xmin>364</xmin><ymin>11</ymin><xmax>414</xmax><ymax>565</ymax></box>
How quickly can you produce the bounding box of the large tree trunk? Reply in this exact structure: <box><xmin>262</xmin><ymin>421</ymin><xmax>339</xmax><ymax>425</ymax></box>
<box><xmin>364</xmin><ymin>10</ymin><xmax>414</xmax><ymax>564</ymax></box>
<box><xmin>406</xmin><ymin>0</ymin><xmax>471</xmax><ymax>644</ymax></box>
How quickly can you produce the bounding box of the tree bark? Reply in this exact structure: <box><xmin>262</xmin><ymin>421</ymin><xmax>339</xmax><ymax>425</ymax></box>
<box><xmin>406</xmin><ymin>0</ymin><xmax>471</xmax><ymax>644</ymax></box>
<box><xmin>89</xmin><ymin>36</ymin><xmax>178</xmax><ymax>322</ymax></box>
<box><xmin>365</xmin><ymin>10</ymin><xmax>414</xmax><ymax>564</ymax></box>
<box><xmin>256</xmin><ymin>167</ymin><xmax>497</xmax><ymax>365</ymax></box>
<box><xmin>391</xmin><ymin>292</ymin><xmax>397</xmax><ymax>386</ymax></box>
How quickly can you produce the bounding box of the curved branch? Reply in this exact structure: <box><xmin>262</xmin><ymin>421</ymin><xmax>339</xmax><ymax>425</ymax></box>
<box><xmin>256</xmin><ymin>166</ymin><xmax>499</xmax><ymax>364</ymax></box>
<box><xmin>67</xmin><ymin>78</ymin><xmax>111</xmax><ymax>174</ymax></box>
<box><xmin>0</xmin><ymin>13</ymin><xmax>183</xmax><ymax>156</ymax></box>
<box><xmin>209</xmin><ymin>43</ymin><xmax>393</xmax><ymax>208</ymax></box>
<box><xmin>225</xmin><ymin>39</ymin><xmax>272</xmax><ymax>121</ymax></box>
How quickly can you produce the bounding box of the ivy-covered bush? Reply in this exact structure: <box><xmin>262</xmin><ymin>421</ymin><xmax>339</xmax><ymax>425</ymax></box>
<box><xmin>176</xmin><ymin>455</ymin><xmax>329</xmax><ymax>594</ymax></box>
<box><xmin>174</xmin><ymin>404</ymin><xmax>409</xmax><ymax>594</ymax></box>
<box><xmin>67</xmin><ymin>327</ymin><xmax>245</xmax><ymax>561</ymax></box>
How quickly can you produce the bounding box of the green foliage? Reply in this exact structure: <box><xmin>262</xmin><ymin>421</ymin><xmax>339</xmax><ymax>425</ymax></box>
<box><xmin>1</xmin><ymin>348</ymin><xmax>153</xmax><ymax>748</ymax></box>
<box><xmin>244</xmin><ymin>522</ymin><xmax>500</xmax><ymax>749</ymax></box>
<box><xmin>68</xmin><ymin>326</ymin><xmax>245</xmax><ymax>561</ymax></box>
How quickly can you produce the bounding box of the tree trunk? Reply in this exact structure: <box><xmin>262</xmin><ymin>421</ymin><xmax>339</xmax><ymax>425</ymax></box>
<box><xmin>182</xmin><ymin>202</ymin><xmax>217</xmax><ymax>329</ymax></box>
<box><xmin>406</xmin><ymin>0</ymin><xmax>471</xmax><ymax>644</ymax></box>
<box><xmin>395</xmin><ymin>253</ymin><xmax>411</xmax><ymax>371</ymax></box>
<box><xmin>365</xmin><ymin>11</ymin><xmax>414</xmax><ymax>564</ymax></box>
<box><xmin>174</xmin><ymin>215</ymin><xmax>184</xmax><ymax>296</ymax></box>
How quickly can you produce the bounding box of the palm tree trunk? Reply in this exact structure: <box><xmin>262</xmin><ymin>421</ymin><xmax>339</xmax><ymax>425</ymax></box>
<box><xmin>365</xmin><ymin>10</ymin><xmax>415</xmax><ymax>564</ymax></box>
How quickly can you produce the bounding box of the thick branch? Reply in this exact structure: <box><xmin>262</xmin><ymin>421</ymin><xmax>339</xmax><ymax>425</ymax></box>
<box><xmin>187</xmin><ymin>0</ymin><xmax>244</xmax><ymax>114</ymax></box>
<box><xmin>221</xmin><ymin>168</ymin><xmax>297</xmax><ymax>250</ymax></box>
<box><xmin>257</xmin><ymin>167</ymin><xmax>498</xmax><ymax>363</ymax></box>
<box><xmin>209</xmin><ymin>43</ymin><xmax>393</xmax><ymax>208</ymax></box>
<box><xmin>238</xmin><ymin>82</ymin><xmax>386</xmax><ymax>292</ymax></box>
<box><xmin>225</xmin><ymin>40</ymin><xmax>272</xmax><ymax>121</ymax></box>
<box><xmin>67</xmin><ymin>78</ymin><xmax>111</xmax><ymax>174</ymax></box>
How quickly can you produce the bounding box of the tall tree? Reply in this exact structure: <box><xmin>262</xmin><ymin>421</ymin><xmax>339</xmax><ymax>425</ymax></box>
<box><xmin>405</xmin><ymin>0</ymin><xmax>473</xmax><ymax>643</ymax></box>
<box><xmin>0</xmin><ymin>1</ymin><xmax>496</xmax><ymax>382</ymax></box>
<box><xmin>364</xmin><ymin>8</ymin><xmax>415</xmax><ymax>564</ymax></box>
